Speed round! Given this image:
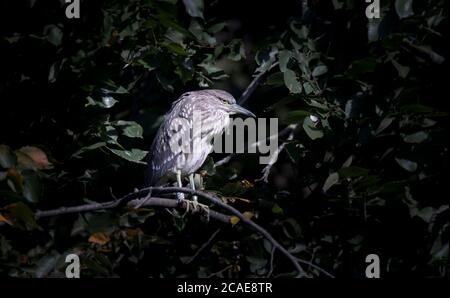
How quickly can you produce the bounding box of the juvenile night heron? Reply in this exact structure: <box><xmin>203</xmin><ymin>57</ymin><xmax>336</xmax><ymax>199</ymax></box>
<box><xmin>145</xmin><ymin>89</ymin><xmax>255</xmax><ymax>207</ymax></box>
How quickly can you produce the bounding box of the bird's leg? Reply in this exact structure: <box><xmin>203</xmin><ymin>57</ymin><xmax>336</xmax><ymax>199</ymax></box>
<box><xmin>175</xmin><ymin>170</ymin><xmax>191</xmax><ymax>217</ymax></box>
<box><xmin>189</xmin><ymin>173</ymin><xmax>198</xmax><ymax>202</ymax></box>
<box><xmin>189</xmin><ymin>173</ymin><xmax>209</xmax><ymax>220</ymax></box>
<box><xmin>176</xmin><ymin>170</ymin><xmax>185</xmax><ymax>200</ymax></box>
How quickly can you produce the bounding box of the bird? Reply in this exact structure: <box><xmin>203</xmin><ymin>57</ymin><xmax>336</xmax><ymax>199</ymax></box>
<box><xmin>145</xmin><ymin>89</ymin><xmax>255</xmax><ymax>207</ymax></box>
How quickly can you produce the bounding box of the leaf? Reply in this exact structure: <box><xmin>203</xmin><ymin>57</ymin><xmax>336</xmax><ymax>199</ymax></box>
<box><xmin>243</xmin><ymin>211</ymin><xmax>254</xmax><ymax>220</ymax></box>
<box><xmin>116</xmin><ymin>121</ymin><xmax>144</xmax><ymax>138</ymax></box>
<box><xmin>302</xmin><ymin>116</ymin><xmax>323</xmax><ymax>140</ymax></box>
<box><xmin>323</xmin><ymin>172</ymin><xmax>339</xmax><ymax>192</ymax></box>
<box><xmin>375</xmin><ymin>117</ymin><xmax>395</xmax><ymax>135</ymax></box>
<box><xmin>89</xmin><ymin>232</ymin><xmax>111</xmax><ymax>245</ymax></box>
<box><xmin>278</xmin><ymin>50</ymin><xmax>292</xmax><ymax>72</ymax></box>
<box><xmin>395</xmin><ymin>158</ymin><xmax>417</xmax><ymax>172</ymax></box>
<box><xmin>5</xmin><ymin>202</ymin><xmax>40</xmax><ymax>230</ymax></box>
<box><xmin>86</xmin><ymin>96</ymin><xmax>118</xmax><ymax>109</ymax></box>
<box><xmin>182</xmin><ymin>0</ymin><xmax>204</xmax><ymax>19</ymax></box>
<box><xmin>44</xmin><ymin>24</ymin><xmax>63</xmax><ymax>46</ymax></box>
<box><xmin>403</xmin><ymin>131</ymin><xmax>428</xmax><ymax>143</ymax></box>
<box><xmin>283</xmin><ymin>69</ymin><xmax>302</xmax><ymax>94</ymax></box>
<box><xmin>271</xmin><ymin>203</ymin><xmax>283</xmax><ymax>214</ymax></box>
<box><xmin>303</xmin><ymin>82</ymin><xmax>314</xmax><ymax>95</ymax></box>
<box><xmin>35</xmin><ymin>252</ymin><xmax>61</xmax><ymax>278</ymax></box>
<box><xmin>0</xmin><ymin>214</ymin><xmax>12</xmax><ymax>225</ymax></box>
<box><xmin>312</xmin><ymin>65</ymin><xmax>328</xmax><ymax>77</ymax></box>
<box><xmin>342</xmin><ymin>155</ymin><xmax>353</xmax><ymax>168</ymax></box>
<box><xmin>266</xmin><ymin>72</ymin><xmax>285</xmax><ymax>86</ymax></box>
<box><xmin>400</xmin><ymin>104</ymin><xmax>434</xmax><ymax>113</ymax></box>
<box><xmin>156</xmin><ymin>74</ymin><xmax>175</xmax><ymax>92</ymax></box>
<box><xmin>0</xmin><ymin>144</ymin><xmax>17</xmax><ymax>168</ymax></box>
<box><xmin>391</xmin><ymin>58</ymin><xmax>410</xmax><ymax>78</ymax></box>
<box><xmin>108</xmin><ymin>148</ymin><xmax>148</xmax><ymax>164</ymax></box>
<box><xmin>395</xmin><ymin>0</ymin><xmax>414</xmax><ymax>19</ymax></box>
<box><xmin>282</xmin><ymin>218</ymin><xmax>302</xmax><ymax>239</ymax></box>
<box><xmin>284</xmin><ymin>110</ymin><xmax>310</xmax><ymax>123</ymax></box>
<box><xmin>22</xmin><ymin>170</ymin><xmax>42</xmax><ymax>203</ymax></box>
<box><xmin>347</xmin><ymin>57</ymin><xmax>377</xmax><ymax>77</ymax></box>
<box><xmin>339</xmin><ymin>166</ymin><xmax>369</xmax><ymax>178</ymax></box>
<box><xmin>71</xmin><ymin>142</ymin><xmax>106</xmax><ymax>158</ymax></box>
<box><xmin>230</xmin><ymin>216</ymin><xmax>240</xmax><ymax>225</ymax></box>
<box><xmin>18</xmin><ymin>146</ymin><xmax>52</xmax><ymax>170</ymax></box>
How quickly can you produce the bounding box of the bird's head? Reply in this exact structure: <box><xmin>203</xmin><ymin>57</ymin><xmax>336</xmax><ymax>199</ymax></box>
<box><xmin>201</xmin><ymin>89</ymin><xmax>256</xmax><ymax>118</ymax></box>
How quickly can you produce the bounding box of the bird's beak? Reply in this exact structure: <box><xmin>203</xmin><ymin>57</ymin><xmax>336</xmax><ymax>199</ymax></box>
<box><xmin>229</xmin><ymin>104</ymin><xmax>256</xmax><ymax>118</ymax></box>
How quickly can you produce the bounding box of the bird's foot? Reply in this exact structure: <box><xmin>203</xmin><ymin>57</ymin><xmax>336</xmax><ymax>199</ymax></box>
<box><xmin>189</xmin><ymin>200</ymin><xmax>210</xmax><ymax>222</ymax></box>
<box><xmin>176</xmin><ymin>192</ymin><xmax>186</xmax><ymax>200</ymax></box>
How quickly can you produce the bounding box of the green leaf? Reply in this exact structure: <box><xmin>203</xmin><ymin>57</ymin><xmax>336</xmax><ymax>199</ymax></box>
<box><xmin>0</xmin><ymin>144</ymin><xmax>17</xmax><ymax>168</ymax></box>
<box><xmin>156</xmin><ymin>74</ymin><xmax>175</xmax><ymax>92</ymax></box>
<box><xmin>323</xmin><ymin>172</ymin><xmax>339</xmax><ymax>192</ymax></box>
<box><xmin>347</xmin><ymin>57</ymin><xmax>377</xmax><ymax>76</ymax></box>
<box><xmin>271</xmin><ymin>203</ymin><xmax>284</xmax><ymax>214</ymax></box>
<box><xmin>283</xmin><ymin>69</ymin><xmax>302</xmax><ymax>94</ymax></box>
<box><xmin>375</xmin><ymin>117</ymin><xmax>395</xmax><ymax>135</ymax></box>
<box><xmin>303</xmin><ymin>82</ymin><xmax>314</xmax><ymax>95</ymax></box>
<box><xmin>312</xmin><ymin>65</ymin><xmax>328</xmax><ymax>77</ymax></box>
<box><xmin>71</xmin><ymin>142</ymin><xmax>106</xmax><ymax>158</ymax></box>
<box><xmin>395</xmin><ymin>158</ymin><xmax>417</xmax><ymax>172</ymax></box>
<box><xmin>400</xmin><ymin>104</ymin><xmax>434</xmax><ymax>113</ymax></box>
<box><xmin>391</xmin><ymin>58</ymin><xmax>410</xmax><ymax>78</ymax></box>
<box><xmin>22</xmin><ymin>170</ymin><xmax>41</xmax><ymax>203</ymax></box>
<box><xmin>266</xmin><ymin>72</ymin><xmax>285</xmax><ymax>86</ymax></box>
<box><xmin>395</xmin><ymin>0</ymin><xmax>414</xmax><ymax>19</ymax></box>
<box><xmin>35</xmin><ymin>252</ymin><xmax>61</xmax><ymax>278</ymax></box>
<box><xmin>86</xmin><ymin>96</ymin><xmax>118</xmax><ymax>109</ymax></box>
<box><xmin>339</xmin><ymin>166</ymin><xmax>369</xmax><ymax>178</ymax></box>
<box><xmin>302</xmin><ymin>116</ymin><xmax>323</xmax><ymax>140</ymax></box>
<box><xmin>182</xmin><ymin>0</ymin><xmax>204</xmax><ymax>18</ymax></box>
<box><xmin>278</xmin><ymin>50</ymin><xmax>292</xmax><ymax>72</ymax></box>
<box><xmin>44</xmin><ymin>24</ymin><xmax>63</xmax><ymax>46</ymax></box>
<box><xmin>285</xmin><ymin>110</ymin><xmax>310</xmax><ymax>124</ymax></box>
<box><xmin>116</xmin><ymin>121</ymin><xmax>144</xmax><ymax>139</ymax></box>
<box><xmin>282</xmin><ymin>218</ymin><xmax>302</xmax><ymax>239</ymax></box>
<box><xmin>108</xmin><ymin>148</ymin><xmax>148</xmax><ymax>164</ymax></box>
<box><xmin>6</xmin><ymin>202</ymin><xmax>40</xmax><ymax>230</ymax></box>
<box><xmin>403</xmin><ymin>131</ymin><xmax>428</xmax><ymax>143</ymax></box>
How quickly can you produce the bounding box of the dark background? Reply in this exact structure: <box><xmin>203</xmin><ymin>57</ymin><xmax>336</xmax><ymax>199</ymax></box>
<box><xmin>0</xmin><ymin>0</ymin><xmax>448</xmax><ymax>278</ymax></box>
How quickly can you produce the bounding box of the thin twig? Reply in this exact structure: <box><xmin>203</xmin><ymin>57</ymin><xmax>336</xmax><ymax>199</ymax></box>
<box><xmin>207</xmin><ymin>264</ymin><xmax>233</xmax><ymax>278</ymax></box>
<box><xmin>256</xmin><ymin>124</ymin><xmax>296</xmax><ymax>182</ymax></box>
<box><xmin>266</xmin><ymin>245</ymin><xmax>276</xmax><ymax>277</ymax></box>
<box><xmin>296</xmin><ymin>258</ymin><xmax>335</xmax><ymax>278</ymax></box>
<box><xmin>184</xmin><ymin>228</ymin><xmax>222</xmax><ymax>264</ymax></box>
<box><xmin>239</xmin><ymin>61</ymin><xmax>279</xmax><ymax>106</ymax></box>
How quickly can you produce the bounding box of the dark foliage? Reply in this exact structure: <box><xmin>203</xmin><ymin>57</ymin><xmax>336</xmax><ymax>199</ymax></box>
<box><xmin>0</xmin><ymin>0</ymin><xmax>448</xmax><ymax>278</ymax></box>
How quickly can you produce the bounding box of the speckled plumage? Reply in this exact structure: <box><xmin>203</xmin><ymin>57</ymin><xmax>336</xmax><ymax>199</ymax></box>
<box><xmin>146</xmin><ymin>89</ymin><xmax>254</xmax><ymax>186</ymax></box>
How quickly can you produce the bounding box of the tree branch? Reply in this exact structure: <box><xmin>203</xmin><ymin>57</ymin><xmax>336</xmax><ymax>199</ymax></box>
<box><xmin>29</xmin><ymin>186</ymin><xmax>307</xmax><ymax>277</ymax></box>
<box><xmin>238</xmin><ymin>61</ymin><xmax>279</xmax><ymax>105</ymax></box>
<box><xmin>35</xmin><ymin>196</ymin><xmax>231</xmax><ymax>223</ymax></box>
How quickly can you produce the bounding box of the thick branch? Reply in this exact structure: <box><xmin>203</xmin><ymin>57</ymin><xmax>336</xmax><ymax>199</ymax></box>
<box><xmin>35</xmin><ymin>196</ymin><xmax>231</xmax><ymax>223</ymax></box>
